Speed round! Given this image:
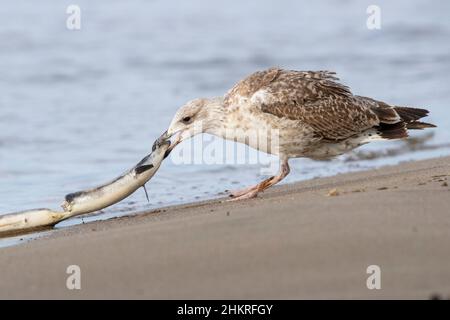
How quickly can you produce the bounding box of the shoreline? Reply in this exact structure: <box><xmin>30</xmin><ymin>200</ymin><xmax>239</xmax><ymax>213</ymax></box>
<box><xmin>0</xmin><ymin>156</ymin><xmax>449</xmax><ymax>299</ymax></box>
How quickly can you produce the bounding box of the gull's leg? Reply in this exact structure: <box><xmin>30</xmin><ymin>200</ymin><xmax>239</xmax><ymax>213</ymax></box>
<box><xmin>228</xmin><ymin>159</ymin><xmax>290</xmax><ymax>201</ymax></box>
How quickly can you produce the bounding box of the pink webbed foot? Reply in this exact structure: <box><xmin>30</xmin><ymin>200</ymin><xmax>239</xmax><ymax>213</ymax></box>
<box><xmin>227</xmin><ymin>188</ymin><xmax>259</xmax><ymax>201</ymax></box>
<box><xmin>227</xmin><ymin>185</ymin><xmax>258</xmax><ymax>198</ymax></box>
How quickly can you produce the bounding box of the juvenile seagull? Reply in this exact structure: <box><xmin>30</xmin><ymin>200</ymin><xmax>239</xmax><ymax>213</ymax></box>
<box><xmin>165</xmin><ymin>68</ymin><xmax>435</xmax><ymax>200</ymax></box>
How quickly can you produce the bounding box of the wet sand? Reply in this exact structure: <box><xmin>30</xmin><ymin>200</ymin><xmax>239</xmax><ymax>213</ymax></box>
<box><xmin>0</xmin><ymin>156</ymin><xmax>449</xmax><ymax>299</ymax></box>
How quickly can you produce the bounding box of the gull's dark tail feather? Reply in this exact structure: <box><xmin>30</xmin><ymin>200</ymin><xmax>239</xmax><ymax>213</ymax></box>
<box><xmin>405</xmin><ymin>121</ymin><xmax>436</xmax><ymax>130</ymax></box>
<box><xmin>376</xmin><ymin>106</ymin><xmax>436</xmax><ymax>140</ymax></box>
<box><xmin>394</xmin><ymin>106</ymin><xmax>429</xmax><ymax>122</ymax></box>
<box><xmin>394</xmin><ymin>106</ymin><xmax>436</xmax><ymax>130</ymax></box>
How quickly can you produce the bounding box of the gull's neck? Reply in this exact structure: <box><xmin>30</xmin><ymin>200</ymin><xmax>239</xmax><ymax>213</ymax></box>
<box><xmin>201</xmin><ymin>97</ymin><xmax>228</xmax><ymax>137</ymax></box>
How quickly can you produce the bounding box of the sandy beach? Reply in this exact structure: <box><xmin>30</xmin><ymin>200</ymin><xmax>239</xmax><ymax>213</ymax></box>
<box><xmin>0</xmin><ymin>156</ymin><xmax>449</xmax><ymax>299</ymax></box>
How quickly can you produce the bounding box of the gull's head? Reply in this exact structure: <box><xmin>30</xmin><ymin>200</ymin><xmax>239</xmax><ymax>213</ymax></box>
<box><xmin>166</xmin><ymin>97</ymin><xmax>224</xmax><ymax>147</ymax></box>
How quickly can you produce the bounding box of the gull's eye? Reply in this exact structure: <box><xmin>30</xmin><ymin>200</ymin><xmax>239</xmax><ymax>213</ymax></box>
<box><xmin>182</xmin><ymin>116</ymin><xmax>192</xmax><ymax>123</ymax></box>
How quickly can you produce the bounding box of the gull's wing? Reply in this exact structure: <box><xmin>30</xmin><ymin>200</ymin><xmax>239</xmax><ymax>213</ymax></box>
<box><xmin>224</xmin><ymin>68</ymin><xmax>399</xmax><ymax>141</ymax></box>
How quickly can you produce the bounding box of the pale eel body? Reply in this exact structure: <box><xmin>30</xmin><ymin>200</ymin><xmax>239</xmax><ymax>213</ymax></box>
<box><xmin>62</xmin><ymin>140</ymin><xmax>169</xmax><ymax>215</ymax></box>
<box><xmin>0</xmin><ymin>138</ymin><xmax>170</xmax><ymax>235</ymax></box>
<box><xmin>0</xmin><ymin>209</ymin><xmax>69</xmax><ymax>234</ymax></box>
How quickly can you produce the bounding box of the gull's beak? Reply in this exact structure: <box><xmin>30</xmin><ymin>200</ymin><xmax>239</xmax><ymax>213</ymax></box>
<box><xmin>159</xmin><ymin>130</ymin><xmax>170</xmax><ymax>141</ymax></box>
<box><xmin>168</xmin><ymin>130</ymin><xmax>183</xmax><ymax>151</ymax></box>
<box><xmin>163</xmin><ymin>129</ymin><xmax>185</xmax><ymax>155</ymax></box>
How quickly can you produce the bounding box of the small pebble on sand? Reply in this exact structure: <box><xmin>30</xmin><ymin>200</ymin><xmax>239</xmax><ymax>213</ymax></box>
<box><xmin>327</xmin><ymin>188</ymin><xmax>339</xmax><ymax>196</ymax></box>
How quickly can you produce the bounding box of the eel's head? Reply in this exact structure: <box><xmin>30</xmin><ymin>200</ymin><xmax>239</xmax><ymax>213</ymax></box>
<box><xmin>135</xmin><ymin>132</ymin><xmax>171</xmax><ymax>175</ymax></box>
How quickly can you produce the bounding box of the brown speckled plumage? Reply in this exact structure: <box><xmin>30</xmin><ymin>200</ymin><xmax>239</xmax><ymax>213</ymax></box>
<box><xmin>223</xmin><ymin>68</ymin><xmax>434</xmax><ymax>146</ymax></box>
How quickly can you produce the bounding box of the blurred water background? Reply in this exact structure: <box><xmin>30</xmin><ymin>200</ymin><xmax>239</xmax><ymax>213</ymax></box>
<box><xmin>1</xmin><ymin>0</ymin><xmax>449</xmax><ymax>228</ymax></box>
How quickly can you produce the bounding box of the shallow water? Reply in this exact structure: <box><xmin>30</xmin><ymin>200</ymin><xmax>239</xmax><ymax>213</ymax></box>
<box><xmin>1</xmin><ymin>0</ymin><xmax>450</xmax><ymax>235</ymax></box>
